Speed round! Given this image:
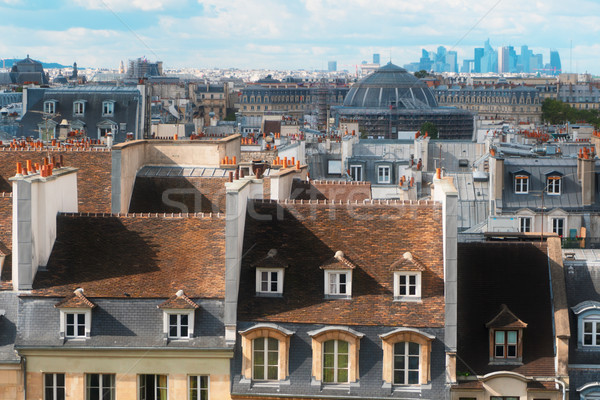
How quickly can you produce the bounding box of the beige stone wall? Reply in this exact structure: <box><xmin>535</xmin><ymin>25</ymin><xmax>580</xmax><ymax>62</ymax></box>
<box><xmin>0</xmin><ymin>367</ymin><xmax>24</xmax><ymax>400</ymax></box>
<box><xmin>23</xmin><ymin>349</ymin><xmax>232</xmax><ymax>400</ymax></box>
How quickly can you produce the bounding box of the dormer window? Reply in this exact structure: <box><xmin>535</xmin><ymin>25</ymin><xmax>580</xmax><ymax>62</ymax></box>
<box><xmin>572</xmin><ymin>301</ymin><xmax>600</xmax><ymax>348</ymax></box>
<box><xmin>158</xmin><ymin>290</ymin><xmax>198</xmax><ymax>340</ymax></box>
<box><xmin>73</xmin><ymin>100</ymin><xmax>86</xmax><ymax>116</ymax></box>
<box><xmin>239</xmin><ymin>323</ymin><xmax>295</xmax><ymax>382</ymax></box>
<box><xmin>252</xmin><ymin>249</ymin><xmax>287</xmax><ymax>297</ymax></box>
<box><xmin>44</xmin><ymin>100</ymin><xmax>57</xmax><ymax>114</ymax></box>
<box><xmin>486</xmin><ymin>304</ymin><xmax>527</xmax><ymax>364</ymax></box>
<box><xmin>102</xmin><ymin>100</ymin><xmax>115</xmax><ymax>116</ymax></box>
<box><xmin>320</xmin><ymin>251</ymin><xmax>355</xmax><ymax>299</ymax></box>
<box><xmin>547</xmin><ymin>175</ymin><xmax>562</xmax><ymax>195</ymax></box>
<box><xmin>514</xmin><ymin>175</ymin><xmax>529</xmax><ymax>193</ymax></box>
<box><xmin>55</xmin><ymin>288</ymin><xmax>95</xmax><ymax>340</ymax></box>
<box><xmin>390</xmin><ymin>252</ymin><xmax>425</xmax><ymax>302</ymax></box>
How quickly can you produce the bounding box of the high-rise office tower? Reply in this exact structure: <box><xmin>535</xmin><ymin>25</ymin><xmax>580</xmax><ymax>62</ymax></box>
<box><xmin>474</xmin><ymin>48</ymin><xmax>484</xmax><ymax>73</ymax></box>
<box><xmin>373</xmin><ymin>53</ymin><xmax>380</xmax><ymax>64</ymax></box>
<box><xmin>328</xmin><ymin>61</ymin><xmax>337</xmax><ymax>72</ymax></box>
<box><xmin>550</xmin><ymin>50</ymin><xmax>562</xmax><ymax>75</ymax></box>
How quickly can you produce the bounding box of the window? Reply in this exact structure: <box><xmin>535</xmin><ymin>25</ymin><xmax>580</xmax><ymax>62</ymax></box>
<box><xmin>168</xmin><ymin>313</ymin><xmax>190</xmax><ymax>339</ymax></box>
<box><xmin>139</xmin><ymin>374</ymin><xmax>168</xmax><ymax>400</ymax></box>
<box><xmin>239</xmin><ymin>324</ymin><xmax>294</xmax><ymax>381</ymax></box>
<box><xmin>552</xmin><ymin>218</ymin><xmax>565</xmax><ymax>237</ymax></box>
<box><xmin>490</xmin><ymin>397</ymin><xmax>519</xmax><ymax>400</ymax></box>
<box><xmin>66</xmin><ymin>312</ymin><xmax>86</xmax><ymax>338</ymax></box>
<box><xmin>73</xmin><ymin>101</ymin><xmax>85</xmax><ymax>116</ymax></box>
<box><xmin>583</xmin><ymin>318</ymin><xmax>600</xmax><ymax>346</ymax></box>
<box><xmin>253</xmin><ymin>337</ymin><xmax>279</xmax><ymax>380</ymax></box>
<box><xmin>45</xmin><ymin>373</ymin><xmax>65</xmax><ymax>400</ymax></box>
<box><xmin>394</xmin><ymin>342</ymin><xmax>420</xmax><ymax>385</ymax></box>
<box><xmin>547</xmin><ymin>176</ymin><xmax>561</xmax><ymax>195</ymax></box>
<box><xmin>325</xmin><ymin>271</ymin><xmax>351</xmax><ymax>297</ymax></box>
<box><xmin>350</xmin><ymin>165</ymin><xmax>362</xmax><ymax>181</ymax></box>
<box><xmin>495</xmin><ymin>330</ymin><xmax>518</xmax><ymax>358</ymax></box>
<box><xmin>514</xmin><ymin>175</ymin><xmax>529</xmax><ymax>193</ymax></box>
<box><xmin>188</xmin><ymin>375</ymin><xmax>208</xmax><ymax>400</ymax></box>
<box><xmin>323</xmin><ymin>339</ymin><xmax>349</xmax><ymax>383</ymax></box>
<box><xmin>519</xmin><ymin>217</ymin><xmax>532</xmax><ymax>233</ymax></box>
<box><xmin>377</xmin><ymin>165</ymin><xmax>391</xmax><ymax>183</ymax></box>
<box><xmin>102</xmin><ymin>101</ymin><xmax>114</xmax><ymax>116</ymax></box>
<box><xmin>256</xmin><ymin>268</ymin><xmax>283</xmax><ymax>295</ymax></box>
<box><xmin>44</xmin><ymin>100</ymin><xmax>56</xmax><ymax>114</ymax></box>
<box><xmin>86</xmin><ymin>373</ymin><xmax>115</xmax><ymax>400</ymax></box>
<box><xmin>394</xmin><ymin>272</ymin><xmax>421</xmax><ymax>300</ymax></box>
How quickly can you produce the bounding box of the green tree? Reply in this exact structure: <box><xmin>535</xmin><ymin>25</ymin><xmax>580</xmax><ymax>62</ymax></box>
<box><xmin>420</xmin><ymin>121</ymin><xmax>439</xmax><ymax>139</ymax></box>
<box><xmin>542</xmin><ymin>98</ymin><xmax>600</xmax><ymax>128</ymax></box>
<box><xmin>414</xmin><ymin>70</ymin><xmax>429</xmax><ymax>79</ymax></box>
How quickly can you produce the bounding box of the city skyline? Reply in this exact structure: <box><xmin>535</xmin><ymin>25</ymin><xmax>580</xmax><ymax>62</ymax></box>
<box><xmin>0</xmin><ymin>0</ymin><xmax>599</xmax><ymax>74</ymax></box>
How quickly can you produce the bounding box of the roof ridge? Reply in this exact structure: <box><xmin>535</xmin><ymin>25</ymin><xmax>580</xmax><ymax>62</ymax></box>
<box><xmin>256</xmin><ymin>198</ymin><xmax>439</xmax><ymax>206</ymax></box>
<box><xmin>58</xmin><ymin>211</ymin><xmax>225</xmax><ymax>219</ymax></box>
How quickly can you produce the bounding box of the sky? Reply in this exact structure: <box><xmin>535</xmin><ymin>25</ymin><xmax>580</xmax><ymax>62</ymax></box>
<box><xmin>1</xmin><ymin>0</ymin><xmax>599</xmax><ymax>74</ymax></box>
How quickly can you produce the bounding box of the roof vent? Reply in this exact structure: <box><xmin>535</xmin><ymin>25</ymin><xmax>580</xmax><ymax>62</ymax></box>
<box><xmin>403</xmin><ymin>252</ymin><xmax>413</xmax><ymax>261</ymax></box>
<box><xmin>334</xmin><ymin>251</ymin><xmax>344</xmax><ymax>260</ymax></box>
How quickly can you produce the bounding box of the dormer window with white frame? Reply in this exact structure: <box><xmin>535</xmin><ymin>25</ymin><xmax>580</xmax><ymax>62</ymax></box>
<box><xmin>73</xmin><ymin>100</ymin><xmax>86</xmax><ymax>116</ymax></box>
<box><xmin>320</xmin><ymin>251</ymin><xmax>355</xmax><ymax>299</ymax></box>
<box><xmin>514</xmin><ymin>174</ymin><xmax>529</xmax><ymax>194</ymax></box>
<box><xmin>572</xmin><ymin>301</ymin><xmax>600</xmax><ymax>348</ymax></box>
<box><xmin>158</xmin><ymin>290</ymin><xmax>198</xmax><ymax>340</ymax></box>
<box><xmin>252</xmin><ymin>249</ymin><xmax>288</xmax><ymax>297</ymax></box>
<box><xmin>55</xmin><ymin>288</ymin><xmax>95</xmax><ymax>340</ymax></box>
<box><xmin>390</xmin><ymin>252</ymin><xmax>425</xmax><ymax>302</ymax></box>
<box><xmin>102</xmin><ymin>100</ymin><xmax>115</xmax><ymax>116</ymax></box>
<box><xmin>44</xmin><ymin>100</ymin><xmax>57</xmax><ymax>115</ymax></box>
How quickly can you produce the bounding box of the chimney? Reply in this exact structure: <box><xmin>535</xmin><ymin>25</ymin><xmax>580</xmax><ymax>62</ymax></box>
<box><xmin>580</xmin><ymin>147</ymin><xmax>596</xmax><ymax>206</ymax></box>
<box><xmin>490</xmin><ymin>152</ymin><xmax>504</xmax><ymax>212</ymax></box>
<box><xmin>11</xmin><ymin>166</ymin><xmax>78</xmax><ymax>290</ymax></box>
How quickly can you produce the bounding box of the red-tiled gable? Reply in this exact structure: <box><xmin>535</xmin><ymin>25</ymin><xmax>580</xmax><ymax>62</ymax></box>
<box><xmin>238</xmin><ymin>200</ymin><xmax>444</xmax><ymax>327</ymax></box>
<box><xmin>29</xmin><ymin>214</ymin><xmax>226</xmax><ymax>298</ymax></box>
<box><xmin>158</xmin><ymin>290</ymin><xmax>199</xmax><ymax>309</ymax></box>
<box><xmin>457</xmin><ymin>242</ymin><xmax>555</xmax><ymax>377</ymax></box>
<box><xmin>0</xmin><ymin>149</ymin><xmax>112</xmax><ymax>213</ymax></box>
<box><xmin>319</xmin><ymin>251</ymin><xmax>356</xmax><ymax>270</ymax></box>
<box><xmin>55</xmin><ymin>288</ymin><xmax>96</xmax><ymax>308</ymax></box>
<box><xmin>129</xmin><ymin>177</ymin><xmax>228</xmax><ymax>214</ymax></box>
<box><xmin>390</xmin><ymin>251</ymin><xmax>426</xmax><ymax>271</ymax></box>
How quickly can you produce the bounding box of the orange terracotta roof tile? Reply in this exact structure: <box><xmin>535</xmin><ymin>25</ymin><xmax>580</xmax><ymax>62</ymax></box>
<box><xmin>158</xmin><ymin>290</ymin><xmax>199</xmax><ymax>309</ymax></box>
<box><xmin>389</xmin><ymin>251</ymin><xmax>427</xmax><ymax>271</ymax></box>
<box><xmin>319</xmin><ymin>251</ymin><xmax>356</xmax><ymax>270</ymax></box>
<box><xmin>55</xmin><ymin>288</ymin><xmax>96</xmax><ymax>308</ymax></box>
<box><xmin>251</xmin><ymin>249</ymin><xmax>289</xmax><ymax>269</ymax></box>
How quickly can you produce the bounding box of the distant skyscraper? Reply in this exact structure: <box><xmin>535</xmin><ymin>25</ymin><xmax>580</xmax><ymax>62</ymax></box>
<box><xmin>498</xmin><ymin>46</ymin><xmax>510</xmax><ymax>73</ymax></box>
<box><xmin>328</xmin><ymin>61</ymin><xmax>337</xmax><ymax>72</ymax></box>
<box><xmin>446</xmin><ymin>51</ymin><xmax>458</xmax><ymax>73</ymax></box>
<box><xmin>419</xmin><ymin>49</ymin><xmax>433</xmax><ymax>71</ymax></box>
<box><xmin>474</xmin><ymin>48</ymin><xmax>484</xmax><ymax>73</ymax></box>
<box><xmin>550</xmin><ymin>50</ymin><xmax>562</xmax><ymax>75</ymax></box>
<box><xmin>519</xmin><ymin>45</ymin><xmax>532</xmax><ymax>73</ymax></box>
<box><xmin>373</xmin><ymin>53</ymin><xmax>380</xmax><ymax>64</ymax></box>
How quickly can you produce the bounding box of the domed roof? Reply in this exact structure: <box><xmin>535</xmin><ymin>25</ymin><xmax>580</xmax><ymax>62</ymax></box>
<box><xmin>343</xmin><ymin>62</ymin><xmax>438</xmax><ymax>109</ymax></box>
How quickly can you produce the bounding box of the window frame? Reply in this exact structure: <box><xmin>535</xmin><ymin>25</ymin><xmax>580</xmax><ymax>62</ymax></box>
<box><xmin>393</xmin><ymin>341</ymin><xmax>420</xmax><ymax>385</ymax></box>
<box><xmin>322</xmin><ymin>339</ymin><xmax>350</xmax><ymax>384</ymax></box>
<box><xmin>582</xmin><ymin>316</ymin><xmax>600</xmax><ymax>347</ymax></box>
<box><xmin>324</xmin><ymin>270</ymin><xmax>352</xmax><ymax>298</ymax></box>
<box><xmin>85</xmin><ymin>373</ymin><xmax>115</xmax><ymax>400</ymax></box>
<box><xmin>102</xmin><ymin>101</ymin><xmax>115</xmax><ymax>117</ymax></box>
<box><xmin>552</xmin><ymin>217</ymin><xmax>566</xmax><ymax>237</ymax></box>
<box><xmin>239</xmin><ymin>324</ymin><xmax>294</xmax><ymax>382</ymax></box>
<box><xmin>377</xmin><ymin>165</ymin><xmax>391</xmax><ymax>184</ymax></box>
<box><xmin>252</xmin><ymin>336</ymin><xmax>279</xmax><ymax>381</ymax></box>
<box><xmin>393</xmin><ymin>271</ymin><xmax>422</xmax><ymax>301</ymax></box>
<box><xmin>188</xmin><ymin>375</ymin><xmax>209</xmax><ymax>400</ymax></box>
<box><xmin>255</xmin><ymin>268</ymin><xmax>284</xmax><ymax>295</ymax></box>
<box><xmin>307</xmin><ymin>327</ymin><xmax>363</xmax><ymax>384</ymax></box>
<box><xmin>350</xmin><ymin>164</ymin><xmax>363</xmax><ymax>181</ymax></box>
<box><xmin>44</xmin><ymin>100</ymin><xmax>57</xmax><ymax>115</ymax></box>
<box><xmin>514</xmin><ymin>175</ymin><xmax>529</xmax><ymax>194</ymax></box>
<box><xmin>547</xmin><ymin>175</ymin><xmax>562</xmax><ymax>195</ymax></box>
<box><xmin>73</xmin><ymin>100</ymin><xmax>86</xmax><ymax>116</ymax></box>
<box><xmin>494</xmin><ymin>330</ymin><xmax>518</xmax><ymax>359</ymax></box>
<box><xmin>163</xmin><ymin>310</ymin><xmax>194</xmax><ymax>340</ymax></box>
<box><xmin>139</xmin><ymin>374</ymin><xmax>168</xmax><ymax>400</ymax></box>
<box><xmin>44</xmin><ymin>373</ymin><xmax>65</xmax><ymax>400</ymax></box>
<box><xmin>59</xmin><ymin>308</ymin><xmax>91</xmax><ymax>339</ymax></box>
<box><xmin>519</xmin><ymin>216</ymin><xmax>532</xmax><ymax>233</ymax></box>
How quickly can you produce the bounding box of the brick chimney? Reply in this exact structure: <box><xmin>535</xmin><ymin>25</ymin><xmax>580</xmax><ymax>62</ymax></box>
<box><xmin>489</xmin><ymin>150</ymin><xmax>504</xmax><ymax>213</ymax></box>
<box><xmin>11</xmin><ymin>165</ymin><xmax>78</xmax><ymax>290</ymax></box>
<box><xmin>580</xmin><ymin>147</ymin><xmax>596</xmax><ymax>206</ymax></box>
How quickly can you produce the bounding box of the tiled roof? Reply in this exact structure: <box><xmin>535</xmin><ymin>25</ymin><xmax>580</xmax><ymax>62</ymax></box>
<box><xmin>251</xmin><ymin>249</ymin><xmax>288</xmax><ymax>269</ymax></box>
<box><xmin>319</xmin><ymin>251</ymin><xmax>356</xmax><ymax>270</ymax></box>
<box><xmin>390</xmin><ymin>251</ymin><xmax>426</xmax><ymax>271</ymax></box>
<box><xmin>54</xmin><ymin>288</ymin><xmax>96</xmax><ymax>308</ymax></box>
<box><xmin>29</xmin><ymin>214</ymin><xmax>226</xmax><ymax>299</ymax></box>
<box><xmin>457</xmin><ymin>242</ymin><xmax>555</xmax><ymax>377</ymax></box>
<box><xmin>158</xmin><ymin>290</ymin><xmax>199</xmax><ymax>309</ymax></box>
<box><xmin>485</xmin><ymin>304</ymin><xmax>528</xmax><ymax>329</ymax></box>
<box><xmin>238</xmin><ymin>200</ymin><xmax>445</xmax><ymax>327</ymax></box>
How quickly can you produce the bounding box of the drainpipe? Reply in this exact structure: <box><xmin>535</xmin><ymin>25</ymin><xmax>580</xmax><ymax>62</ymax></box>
<box><xmin>22</xmin><ymin>356</ymin><xmax>26</xmax><ymax>400</ymax></box>
<box><xmin>554</xmin><ymin>378</ymin><xmax>566</xmax><ymax>400</ymax></box>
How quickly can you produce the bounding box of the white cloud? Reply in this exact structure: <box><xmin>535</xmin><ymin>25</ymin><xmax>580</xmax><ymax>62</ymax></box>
<box><xmin>72</xmin><ymin>0</ymin><xmax>184</xmax><ymax>11</ymax></box>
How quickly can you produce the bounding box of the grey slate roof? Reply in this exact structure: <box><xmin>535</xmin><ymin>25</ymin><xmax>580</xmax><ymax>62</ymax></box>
<box><xmin>231</xmin><ymin>322</ymin><xmax>447</xmax><ymax>399</ymax></box>
<box><xmin>0</xmin><ymin>292</ymin><xmax>20</xmax><ymax>363</ymax></box>
<box><xmin>502</xmin><ymin>158</ymin><xmax>600</xmax><ymax>212</ymax></box>
<box><xmin>16</xmin><ymin>297</ymin><xmax>226</xmax><ymax>349</ymax></box>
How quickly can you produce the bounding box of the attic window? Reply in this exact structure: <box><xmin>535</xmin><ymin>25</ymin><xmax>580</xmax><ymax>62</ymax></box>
<box><xmin>390</xmin><ymin>252</ymin><xmax>425</xmax><ymax>301</ymax></box>
<box><xmin>486</xmin><ymin>304</ymin><xmax>527</xmax><ymax>364</ymax></box>
<box><xmin>320</xmin><ymin>251</ymin><xmax>355</xmax><ymax>299</ymax></box>
<box><xmin>253</xmin><ymin>249</ymin><xmax>288</xmax><ymax>297</ymax></box>
<box><xmin>158</xmin><ymin>290</ymin><xmax>199</xmax><ymax>340</ymax></box>
<box><xmin>547</xmin><ymin>175</ymin><xmax>562</xmax><ymax>195</ymax></box>
<box><xmin>55</xmin><ymin>288</ymin><xmax>95</xmax><ymax>340</ymax></box>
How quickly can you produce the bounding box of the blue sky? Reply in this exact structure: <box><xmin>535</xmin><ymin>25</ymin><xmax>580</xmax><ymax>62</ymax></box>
<box><xmin>1</xmin><ymin>0</ymin><xmax>599</xmax><ymax>74</ymax></box>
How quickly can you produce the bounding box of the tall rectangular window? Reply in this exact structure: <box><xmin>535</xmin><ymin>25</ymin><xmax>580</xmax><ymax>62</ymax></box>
<box><xmin>44</xmin><ymin>373</ymin><xmax>65</xmax><ymax>400</ymax></box>
<box><xmin>350</xmin><ymin>165</ymin><xmax>362</xmax><ymax>181</ymax></box>
<box><xmin>188</xmin><ymin>375</ymin><xmax>209</xmax><ymax>400</ymax></box>
<box><xmin>323</xmin><ymin>340</ymin><xmax>349</xmax><ymax>384</ymax></box>
<box><xmin>139</xmin><ymin>374</ymin><xmax>168</xmax><ymax>400</ymax></box>
<box><xmin>44</xmin><ymin>101</ymin><xmax>56</xmax><ymax>114</ymax></box>
<box><xmin>394</xmin><ymin>341</ymin><xmax>420</xmax><ymax>385</ymax></box>
<box><xmin>253</xmin><ymin>337</ymin><xmax>279</xmax><ymax>380</ymax></box>
<box><xmin>519</xmin><ymin>217</ymin><xmax>532</xmax><ymax>233</ymax></box>
<box><xmin>377</xmin><ymin>166</ymin><xmax>391</xmax><ymax>184</ymax></box>
<box><xmin>86</xmin><ymin>373</ymin><xmax>115</xmax><ymax>400</ymax></box>
<box><xmin>547</xmin><ymin>176</ymin><xmax>561</xmax><ymax>195</ymax></box>
<box><xmin>514</xmin><ymin>175</ymin><xmax>529</xmax><ymax>193</ymax></box>
<box><xmin>552</xmin><ymin>218</ymin><xmax>565</xmax><ymax>237</ymax></box>
<box><xmin>73</xmin><ymin>102</ymin><xmax>85</xmax><ymax>116</ymax></box>
<box><xmin>102</xmin><ymin>101</ymin><xmax>114</xmax><ymax>116</ymax></box>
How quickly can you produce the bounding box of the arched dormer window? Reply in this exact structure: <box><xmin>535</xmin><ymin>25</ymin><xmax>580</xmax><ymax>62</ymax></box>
<box><xmin>379</xmin><ymin>328</ymin><xmax>435</xmax><ymax>386</ymax></box>
<box><xmin>572</xmin><ymin>301</ymin><xmax>600</xmax><ymax>348</ymax></box>
<box><xmin>307</xmin><ymin>326</ymin><xmax>364</xmax><ymax>384</ymax></box>
<box><xmin>239</xmin><ymin>323</ymin><xmax>295</xmax><ymax>382</ymax></box>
